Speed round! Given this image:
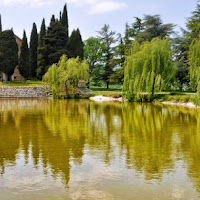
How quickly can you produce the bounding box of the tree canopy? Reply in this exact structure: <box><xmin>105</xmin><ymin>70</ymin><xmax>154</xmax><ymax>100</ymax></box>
<box><xmin>0</xmin><ymin>30</ymin><xmax>18</xmax><ymax>81</ymax></box>
<box><xmin>19</xmin><ymin>30</ymin><xmax>30</xmax><ymax>80</ymax></box>
<box><xmin>43</xmin><ymin>55</ymin><xmax>89</xmax><ymax>98</ymax></box>
<box><xmin>123</xmin><ymin>38</ymin><xmax>175</xmax><ymax>101</ymax></box>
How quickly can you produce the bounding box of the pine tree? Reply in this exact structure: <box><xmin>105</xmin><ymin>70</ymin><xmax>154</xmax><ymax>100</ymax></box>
<box><xmin>186</xmin><ymin>1</ymin><xmax>200</xmax><ymax>44</ymax></box>
<box><xmin>68</xmin><ymin>29</ymin><xmax>84</xmax><ymax>59</ymax></box>
<box><xmin>29</xmin><ymin>23</ymin><xmax>38</xmax><ymax>79</ymax></box>
<box><xmin>19</xmin><ymin>31</ymin><xmax>30</xmax><ymax>80</ymax></box>
<box><xmin>0</xmin><ymin>29</ymin><xmax>18</xmax><ymax>82</ymax></box>
<box><xmin>98</xmin><ymin>24</ymin><xmax>117</xmax><ymax>89</ymax></box>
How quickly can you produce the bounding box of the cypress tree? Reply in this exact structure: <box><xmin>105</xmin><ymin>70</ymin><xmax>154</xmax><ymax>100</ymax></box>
<box><xmin>61</xmin><ymin>4</ymin><xmax>69</xmax><ymax>39</ymax></box>
<box><xmin>37</xmin><ymin>18</ymin><xmax>47</xmax><ymax>79</ymax></box>
<box><xmin>68</xmin><ymin>29</ymin><xmax>84</xmax><ymax>59</ymax></box>
<box><xmin>37</xmin><ymin>18</ymin><xmax>68</xmax><ymax>79</ymax></box>
<box><xmin>38</xmin><ymin>18</ymin><xmax>46</xmax><ymax>47</ymax></box>
<box><xmin>19</xmin><ymin>30</ymin><xmax>30</xmax><ymax>80</ymax></box>
<box><xmin>29</xmin><ymin>23</ymin><xmax>38</xmax><ymax>78</ymax></box>
<box><xmin>0</xmin><ymin>29</ymin><xmax>18</xmax><ymax>82</ymax></box>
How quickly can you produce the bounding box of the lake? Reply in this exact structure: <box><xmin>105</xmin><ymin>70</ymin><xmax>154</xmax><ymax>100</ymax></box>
<box><xmin>0</xmin><ymin>99</ymin><xmax>200</xmax><ymax>200</ymax></box>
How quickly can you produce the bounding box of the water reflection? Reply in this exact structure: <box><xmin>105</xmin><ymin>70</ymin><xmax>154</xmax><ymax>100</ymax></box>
<box><xmin>0</xmin><ymin>99</ymin><xmax>200</xmax><ymax>199</ymax></box>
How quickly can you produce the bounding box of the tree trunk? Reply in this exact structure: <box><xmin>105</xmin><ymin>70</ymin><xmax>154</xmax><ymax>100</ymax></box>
<box><xmin>106</xmin><ymin>82</ymin><xmax>109</xmax><ymax>89</ymax></box>
<box><xmin>4</xmin><ymin>74</ymin><xmax>8</xmax><ymax>84</ymax></box>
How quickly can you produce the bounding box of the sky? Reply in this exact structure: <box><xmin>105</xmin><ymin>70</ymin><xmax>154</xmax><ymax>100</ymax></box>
<box><xmin>0</xmin><ymin>0</ymin><xmax>198</xmax><ymax>41</ymax></box>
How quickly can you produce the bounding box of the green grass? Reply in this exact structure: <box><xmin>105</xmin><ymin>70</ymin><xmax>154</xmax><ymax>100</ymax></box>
<box><xmin>0</xmin><ymin>80</ymin><xmax>46</xmax><ymax>86</ymax></box>
<box><xmin>154</xmin><ymin>93</ymin><xmax>196</xmax><ymax>103</ymax></box>
<box><xmin>90</xmin><ymin>85</ymin><xmax>122</xmax><ymax>98</ymax></box>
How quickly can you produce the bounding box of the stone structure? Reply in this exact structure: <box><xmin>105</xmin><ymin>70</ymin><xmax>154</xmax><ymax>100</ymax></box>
<box><xmin>11</xmin><ymin>67</ymin><xmax>25</xmax><ymax>81</ymax></box>
<box><xmin>0</xmin><ymin>14</ymin><xmax>23</xmax><ymax>81</ymax></box>
<box><xmin>0</xmin><ymin>86</ymin><xmax>52</xmax><ymax>98</ymax></box>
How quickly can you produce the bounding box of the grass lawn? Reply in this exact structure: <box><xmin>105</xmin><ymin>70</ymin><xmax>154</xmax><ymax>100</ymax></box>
<box><xmin>0</xmin><ymin>80</ymin><xmax>46</xmax><ymax>86</ymax></box>
<box><xmin>90</xmin><ymin>85</ymin><xmax>122</xmax><ymax>98</ymax></box>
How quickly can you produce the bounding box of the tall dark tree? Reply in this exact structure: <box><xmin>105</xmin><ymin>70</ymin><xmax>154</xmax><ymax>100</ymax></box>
<box><xmin>0</xmin><ymin>30</ymin><xmax>18</xmax><ymax>82</ymax></box>
<box><xmin>68</xmin><ymin>29</ymin><xmax>84</xmax><ymax>59</ymax></box>
<box><xmin>0</xmin><ymin>14</ymin><xmax>2</xmax><ymax>32</ymax></box>
<box><xmin>19</xmin><ymin>30</ymin><xmax>30</xmax><ymax>80</ymax></box>
<box><xmin>38</xmin><ymin>18</ymin><xmax>46</xmax><ymax>48</ymax></box>
<box><xmin>37</xmin><ymin>18</ymin><xmax>46</xmax><ymax>79</ymax></box>
<box><xmin>37</xmin><ymin>18</ymin><xmax>68</xmax><ymax>79</ymax></box>
<box><xmin>98</xmin><ymin>24</ymin><xmax>117</xmax><ymax>89</ymax></box>
<box><xmin>61</xmin><ymin>4</ymin><xmax>69</xmax><ymax>40</ymax></box>
<box><xmin>29</xmin><ymin>23</ymin><xmax>38</xmax><ymax>78</ymax></box>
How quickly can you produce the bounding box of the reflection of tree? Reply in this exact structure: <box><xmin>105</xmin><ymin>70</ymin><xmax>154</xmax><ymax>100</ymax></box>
<box><xmin>122</xmin><ymin>103</ymin><xmax>174</xmax><ymax>180</ymax></box>
<box><xmin>1</xmin><ymin>99</ymin><xmax>200</xmax><ymax>193</ymax></box>
<box><xmin>0</xmin><ymin>112</ymin><xmax>20</xmax><ymax>175</ymax></box>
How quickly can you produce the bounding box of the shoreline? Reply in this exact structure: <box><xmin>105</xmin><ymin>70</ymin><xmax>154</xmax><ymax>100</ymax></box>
<box><xmin>90</xmin><ymin>95</ymin><xmax>199</xmax><ymax>109</ymax></box>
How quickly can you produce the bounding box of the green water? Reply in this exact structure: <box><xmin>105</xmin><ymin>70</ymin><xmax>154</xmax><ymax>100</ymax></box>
<box><xmin>0</xmin><ymin>99</ymin><xmax>200</xmax><ymax>200</ymax></box>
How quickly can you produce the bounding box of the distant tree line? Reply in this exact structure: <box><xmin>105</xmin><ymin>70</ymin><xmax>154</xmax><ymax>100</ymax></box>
<box><xmin>1</xmin><ymin>1</ymin><xmax>200</xmax><ymax>103</ymax></box>
<box><xmin>0</xmin><ymin>4</ymin><xmax>84</xmax><ymax>81</ymax></box>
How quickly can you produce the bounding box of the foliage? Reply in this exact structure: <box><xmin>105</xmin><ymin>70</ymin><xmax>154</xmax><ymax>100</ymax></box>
<box><xmin>68</xmin><ymin>29</ymin><xmax>84</xmax><ymax>59</ymax></box>
<box><xmin>186</xmin><ymin>1</ymin><xmax>200</xmax><ymax>44</ymax></box>
<box><xmin>37</xmin><ymin>19</ymin><xmax>68</xmax><ymax>79</ymax></box>
<box><xmin>123</xmin><ymin>38</ymin><xmax>175</xmax><ymax>101</ymax></box>
<box><xmin>18</xmin><ymin>31</ymin><xmax>30</xmax><ymax>80</ymax></box>
<box><xmin>84</xmin><ymin>37</ymin><xmax>104</xmax><ymax>86</ymax></box>
<box><xmin>43</xmin><ymin>55</ymin><xmax>89</xmax><ymax>98</ymax></box>
<box><xmin>61</xmin><ymin>4</ymin><xmax>69</xmax><ymax>40</ymax></box>
<box><xmin>0</xmin><ymin>30</ymin><xmax>18</xmax><ymax>80</ymax></box>
<box><xmin>29</xmin><ymin>23</ymin><xmax>38</xmax><ymax>78</ymax></box>
<box><xmin>189</xmin><ymin>37</ymin><xmax>200</xmax><ymax>91</ymax></box>
<box><xmin>172</xmin><ymin>31</ymin><xmax>190</xmax><ymax>90</ymax></box>
<box><xmin>98</xmin><ymin>24</ymin><xmax>117</xmax><ymax>89</ymax></box>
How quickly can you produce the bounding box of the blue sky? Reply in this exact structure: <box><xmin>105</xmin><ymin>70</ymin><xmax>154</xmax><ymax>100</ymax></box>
<box><xmin>0</xmin><ymin>0</ymin><xmax>198</xmax><ymax>41</ymax></box>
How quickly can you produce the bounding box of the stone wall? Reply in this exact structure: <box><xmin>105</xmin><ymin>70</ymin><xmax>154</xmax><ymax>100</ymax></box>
<box><xmin>0</xmin><ymin>86</ymin><xmax>52</xmax><ymax>98</ymax></box>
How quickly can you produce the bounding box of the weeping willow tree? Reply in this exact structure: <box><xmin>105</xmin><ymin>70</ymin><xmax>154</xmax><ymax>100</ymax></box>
<box><xmin>123</xmin><ymin>38</ymin><xmax>175</xmax><ymax>101</ymax></box>
<box><xmin>43</xmin><ymin>55</ymin><xmax>89</xmax><ymax>98</ymax></box>
<box><xmin>189</xmin><ymin>37</ymin><xmax>200</xmax><ymax>105</ymax></box>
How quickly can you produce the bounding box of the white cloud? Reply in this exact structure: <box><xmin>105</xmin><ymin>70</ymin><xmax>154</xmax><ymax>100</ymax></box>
<box><xmin>66</xmin><ymin>0</ymin><xmax>127</xmax><ymax>14</ymax></box>
<box><xmin>1</xmin><ymin>0</ymin><xmax>127</xmax><ymax>13</ymax></box>
<box><xmin>1</xmin><ymin>0</ymin><xmax>53</xmax><ymax>7</ymax></box>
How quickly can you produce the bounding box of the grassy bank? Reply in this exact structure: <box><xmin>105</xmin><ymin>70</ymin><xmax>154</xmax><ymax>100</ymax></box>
<box><xmin>0</xmin><ymin>80</ymin><xmax>46</xmax><ymax>86</ymax></box>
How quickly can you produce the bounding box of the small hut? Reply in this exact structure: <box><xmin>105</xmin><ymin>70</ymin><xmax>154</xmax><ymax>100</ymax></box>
<box><xmin>11</xmin><ymin>66</ymin><xmax>25</xmax><ymax>81</ymax></box>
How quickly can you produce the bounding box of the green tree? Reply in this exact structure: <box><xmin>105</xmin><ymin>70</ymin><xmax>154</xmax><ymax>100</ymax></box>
<box><xmin>123</xmin><ymin>38</ymin><xmax>175</xmax><ymax>101</ymax></box>
<box><xmin>186</xmin><ymin>1</ymin><xmax>200</xmax><ymax>45</ymax></box>
<box><xmin>38</xmin><ymin>18</ymin><xmax>46</xmax><ymax>47</ymax></box>
<box><xmin>68</xmin><ymin>29</ymin><xmax>84</xmax><ymax>59</ymax></box>
<box><xmin>29</xmin><ymin>23</ymin><xmax>38</xmax><ymax>79</ymax></box>
<box><xmin>135</xmin><ymin>15</ymin><xmax>175</xmax><ymax>43</ymax></box>
<box><xmin>0</xmin><ymin>30</ymin><xmax>18</xmax><ymax>83</ymax></box>
<box><xmin>19</xmin><ymin>30</ymin><xmax>30</xmax><ymax>80</ymax></box>
<box><xmin>37</xmin><ymin>16</ymin><xmax>68</xmax><ymax>79</ymax></box>
<box><xmin>43</xmin><ymin>55</ymin><xmax>89</xmax><ymax>98</ymax></box>
<box><xmin>189</xmin><ymin>37</ymin><xmax>200</xmax><ymax>91</ymax></box>
<box><xmin>98</xmin><ymin>24</ymin><xmax>117</xmax><ymax>89</ymax></box>
<box><xmin>84</xmin><ymin>37</ymin><xmax>104</xmax><ymax>87</ymax></box>
<box><xmin>172</xmin><ymin>30</ymin><xmax>190</xmax><ymax>91</ymax></box>
<box><xmin>110</xmin><ymin>34</ymin><xmax>126</xmax><ymax>84</ymax></box>
<box><xmin>61</xmin><ymin>4</ymin><xmax>69</xmax><ymax>40</ymax></box>
<box><xmin>37</xmin><ymin>18</ymin><xmax>46</xmax><ymax>79</ymax></box>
